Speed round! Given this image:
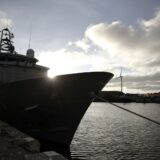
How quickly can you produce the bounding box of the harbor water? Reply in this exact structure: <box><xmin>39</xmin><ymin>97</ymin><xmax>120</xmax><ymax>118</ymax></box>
<box><xmin>71</xmin><ymin>103</ymin><xmax>160</xmax><ymax>160</ymax></box>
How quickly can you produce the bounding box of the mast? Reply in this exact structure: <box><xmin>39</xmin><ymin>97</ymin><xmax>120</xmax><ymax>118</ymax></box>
<box><xmin>120</xmin><ymin>68</ymin><xmax>123</xmax><ymax>93</ymax></box>
<box><xmin>0</xmin><ymin>28</ymin><xmax>15</xmax><ymax>54</ymax></box>
<box><xmin>120</xmin><ymin>75</ymin><xmax>123</xmax><ymax>92</ymax></box>
<box><xmin>116</xmin><ymin>68</ymin><xmax>123</xmax><ymax>93</ymax></box>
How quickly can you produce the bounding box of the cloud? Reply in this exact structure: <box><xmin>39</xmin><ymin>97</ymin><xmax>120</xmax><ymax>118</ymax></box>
<box><xmin>68</xmin><ymin>38</ymin><xmax>90</xmax><ymax>52</ymax></box>
<box><xmin>146</xmin><ymin>59</ymin><xmax>160</xmax><ymax>67</ymax></box>
<box><xmin>105</xmin><ymin>71</ymin><xmax>160</xmax><ymax>93</ymax></box>
<box><xmin>0</xmin><ymin>10</ymin><xmax>13</xmax><ymax>28</ymax></box>
<box><xmin>85</xmin><ymin>12</ymin><xmax>160</xmax><ymax>72</ymax></box>
<box><xmin>38</xmin><ymin>48</ymin><xmax>102</xmax><ymax>77</ymax></box>
<box><xmin>81</xmin><ymin>9</ymin><xmax>160</xmax><ymax>93</ymax></box>
<box><xmin>38</xmin><ymin>9</ymin><xmax>160</xmax><ymax>93</ymax></box>
<box><xmin>141</xmin><ymin>9</ymin><xmax>160</xmax><ymax>29</ymax></box>
<box><xmin>74</xmin><ymin>39</ymin><xmax>90</xmax><ymax>52</ymax></box>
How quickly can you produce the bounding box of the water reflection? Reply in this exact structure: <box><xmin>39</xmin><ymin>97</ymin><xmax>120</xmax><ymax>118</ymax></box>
<box><xmin>71</xmin><ymin>103</ymin><xmax>160</xmax><ymax>160</ymax></box>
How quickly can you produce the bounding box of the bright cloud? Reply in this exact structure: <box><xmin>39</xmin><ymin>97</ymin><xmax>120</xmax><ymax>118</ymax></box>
<box><xmin>74</xmin><ymin>39</ymin><xmax>90</xmax><ymax>52</ymax></box>
<box><xmin>142</xmin><ymin>9</ymin><xmax>160</xmax><ymax>29</ymax></box>
<box><xmin>85</xmin><ymin>21</ymin><xmax>160</xmax><ymax>72</ymax></box>
<box><xmin>38</xmin><ymin>9</ymin><xmax>160</xmax><ymax>93</ymax></box>
<box><xmin>38</xmin><ymin>48</ymin><xmax>107</xmax><ymax>77</ymax></box>
<box><xmin>0</xmin><ymin>10</ymin><xmax>13</xmax><ymax>29</ymax></box>
<box><xmin>83</xmin><ymin>10</ymin><xmax>160</xmax><ymax>93</ymax></box>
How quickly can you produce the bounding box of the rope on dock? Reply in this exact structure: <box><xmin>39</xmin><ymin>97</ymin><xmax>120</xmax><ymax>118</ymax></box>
<box><xmin>94</xmin><ymin>95</ymin><xmax>160</xmax><ymax>126</ymax></box>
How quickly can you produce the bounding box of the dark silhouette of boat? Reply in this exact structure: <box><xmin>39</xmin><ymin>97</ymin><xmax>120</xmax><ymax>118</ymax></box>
<box><xmin>0</xmin><ymin>28</ymin><xmax>113</xmax><ymax>149</ymax></box>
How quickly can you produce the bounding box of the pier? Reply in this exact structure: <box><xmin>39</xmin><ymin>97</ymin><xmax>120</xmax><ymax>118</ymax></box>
<box><xmin>0</xmin><ymin>120</ymin><xmax>67</xmax><ymax>160</ymax></box>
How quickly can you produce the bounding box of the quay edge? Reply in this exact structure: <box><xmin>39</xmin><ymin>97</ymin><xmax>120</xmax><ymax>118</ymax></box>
<box><xmin>0</xmin><ymin>119</ymin><xmax>67</xmax><ymax>160</ymax></box>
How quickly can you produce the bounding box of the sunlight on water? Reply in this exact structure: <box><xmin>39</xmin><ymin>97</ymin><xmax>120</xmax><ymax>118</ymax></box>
<box><xmin>71</xmin><ymin>103</ymin><xmax>160</xmax><ymax>160</ymax></box>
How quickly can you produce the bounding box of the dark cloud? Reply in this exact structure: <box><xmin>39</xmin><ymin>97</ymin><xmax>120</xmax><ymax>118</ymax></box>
<box><xmin>107</xmin><ymin>72</ymin><xmax>160</xmax><ymax>92</ymax></box>
<box><xmin>146</xmin><ymin>59</ymin><xmax>160</xmax><ymax>67</ymax></box>
<box><xmin>124</xmin><ymin>72</ymin><xmax>160</xmax><ymax>82</ymax></box>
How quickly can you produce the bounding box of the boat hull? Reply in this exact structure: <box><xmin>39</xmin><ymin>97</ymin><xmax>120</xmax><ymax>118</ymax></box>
<box><xmin>0</xmin><ymin>72</ymin><xmax>113</xmax><ymax>147</ymax></box>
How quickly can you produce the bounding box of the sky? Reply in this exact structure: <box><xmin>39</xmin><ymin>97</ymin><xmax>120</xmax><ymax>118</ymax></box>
<box><xmin>0</xmin><ymin>0</ymin><xmax>160</xmax><ymax>93</ymax></box>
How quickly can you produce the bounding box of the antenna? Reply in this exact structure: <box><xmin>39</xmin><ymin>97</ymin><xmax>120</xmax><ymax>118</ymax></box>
<box><xmin>120</xmin><ymin>68</ymin><xmax>123</xmax><ymax>92</ymax></box>
<box><xmin>28</xmin><ymin>24</ymin><xmax>32</xmax><ymax>49</ymax></box>
<box><xmin>4</xmin><ymin>19</ymin><xmax>9</xmax><ymax>28</ymax></box>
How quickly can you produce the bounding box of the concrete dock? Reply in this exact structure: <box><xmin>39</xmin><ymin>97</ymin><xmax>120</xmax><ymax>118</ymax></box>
<box><xmin>0</xmin><ymin>120</ymin><xmax>67</xmax><ymax>160</ymax></box>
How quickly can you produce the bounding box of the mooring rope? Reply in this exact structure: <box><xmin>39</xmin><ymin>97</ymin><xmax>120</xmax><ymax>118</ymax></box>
<box><xmin>94</xmin><ymin>95</ymin><xmax>160</xmax><ymax>126</ymax></box>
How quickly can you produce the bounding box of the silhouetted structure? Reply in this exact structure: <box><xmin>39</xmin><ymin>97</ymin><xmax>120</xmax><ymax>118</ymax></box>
<box><xmin>0</xmin><ymin>28</ymin><xmax>114</xmax><ymax>154</ymax></box>
<box><xmin>116</xmin><ymin>68</ymin><xmax>123</xmax><ymax>93</ymax></box>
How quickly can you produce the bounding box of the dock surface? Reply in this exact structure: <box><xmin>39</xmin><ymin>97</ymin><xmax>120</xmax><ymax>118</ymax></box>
<box><xmin>0</xmin><ymin>120</ymin><xmax>67</xmax><ymax>160</ymax></box>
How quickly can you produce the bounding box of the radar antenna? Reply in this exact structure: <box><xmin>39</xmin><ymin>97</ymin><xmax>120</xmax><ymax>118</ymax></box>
<box><xmin>0</xmin><ymin>28</ymin><xmax>15</xmax><ymax>54</ymax></box>
<box><xmin>28</xmin><ymin>24</ymin><xmax>32</xmax><ymax>49</ymax></box>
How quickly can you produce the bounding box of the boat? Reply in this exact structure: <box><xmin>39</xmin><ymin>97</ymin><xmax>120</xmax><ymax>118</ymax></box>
<box><xmin>0</xmin><ymin>28</ymin><xmax>113</xmax><ymax>149</ymax></box>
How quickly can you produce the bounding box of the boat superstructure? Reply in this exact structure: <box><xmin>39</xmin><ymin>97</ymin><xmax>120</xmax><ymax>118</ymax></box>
<box><xmin>0</xmin><ymin>28</ymin><xmax>48</xmax><ymax>84</ymax></box>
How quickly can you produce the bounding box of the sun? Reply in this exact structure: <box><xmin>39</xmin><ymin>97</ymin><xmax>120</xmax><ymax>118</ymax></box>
<box><xmin>46</xmin><ymin>60</ymin><xmax>76</xmax><ymax>78</ymax></box>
